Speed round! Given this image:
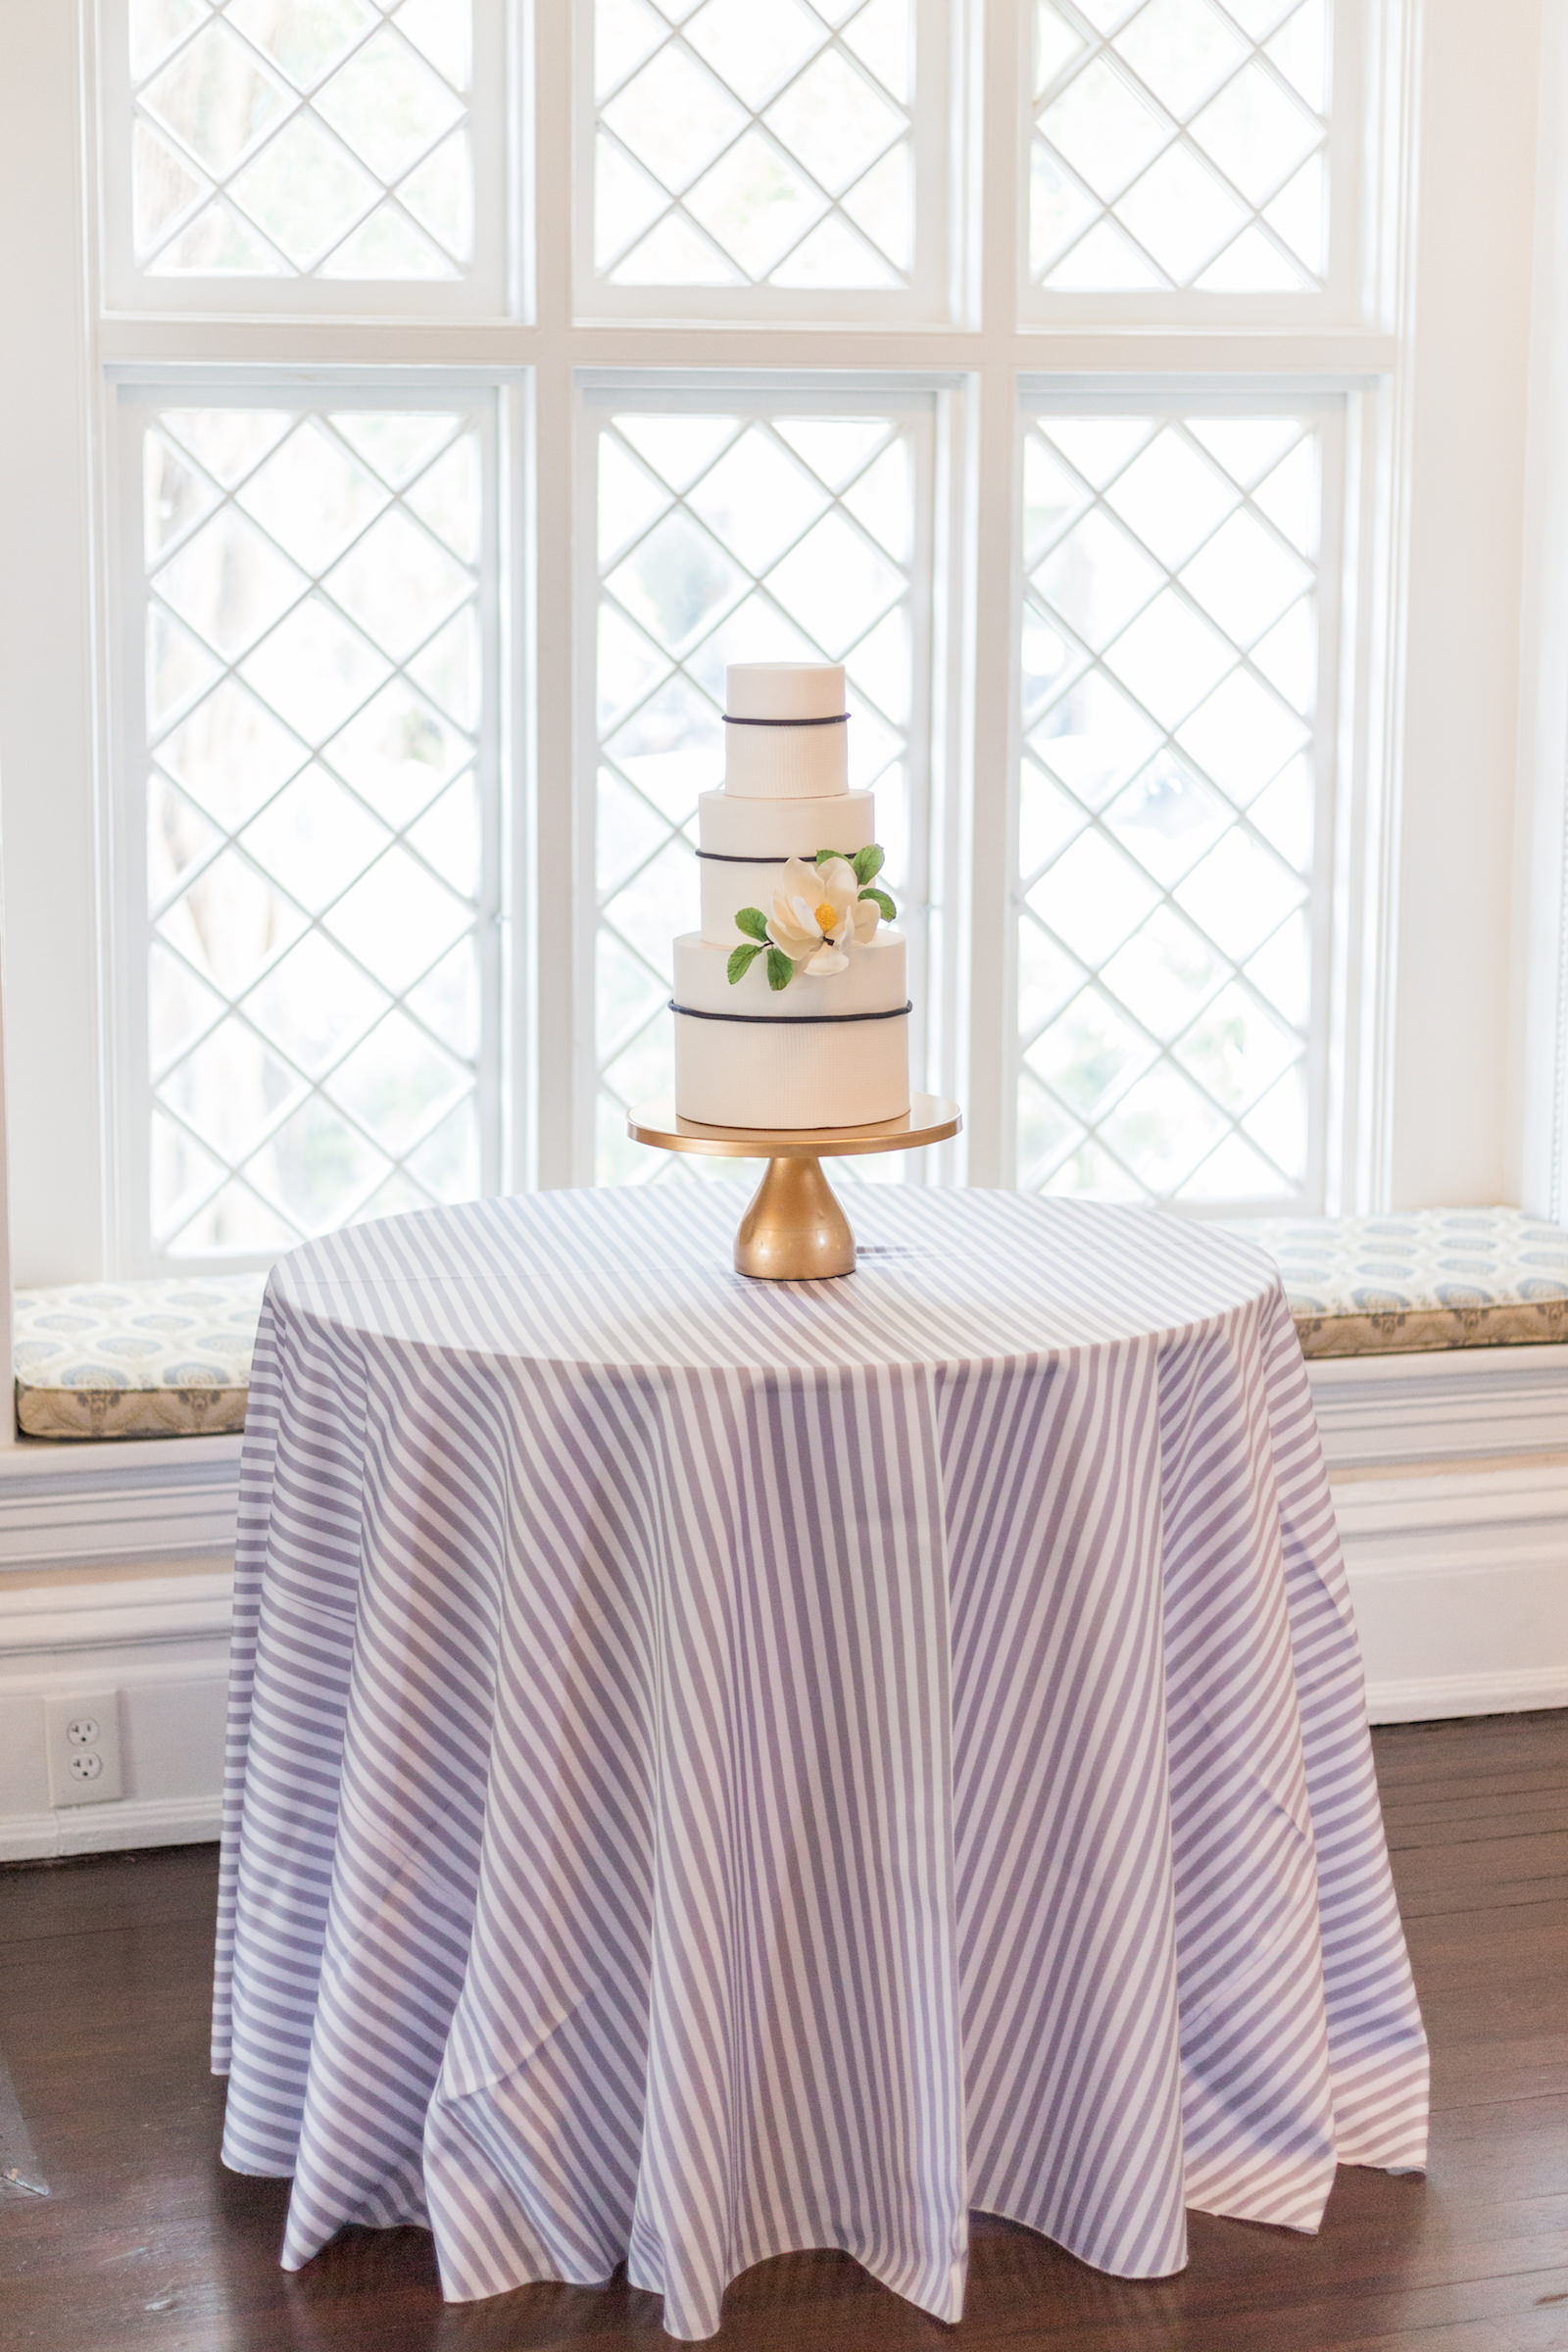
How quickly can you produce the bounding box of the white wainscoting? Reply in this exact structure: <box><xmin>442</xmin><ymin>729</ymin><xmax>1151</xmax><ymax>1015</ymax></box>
<box><xmin>0</xmin><ymin>1562</ymin><xmax>232</xmax><ymax>1858</ymax></box>
<box><xmin>1</xmin><ymin>1356</ymin><xmax>1565</xmax><ymax>1860</ymax></box>
<box><xmin>0</xmin><ymin>1439</ymin><xmax>239</xmax><ymax>1859</ymax></box>
<box><xmin>1289</xmin><ymin>1349</ymin><xmax>1568</xmax><ymax>1720</ymax></box>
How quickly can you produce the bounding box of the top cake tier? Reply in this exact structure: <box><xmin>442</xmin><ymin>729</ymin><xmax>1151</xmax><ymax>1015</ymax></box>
<box><xmin>724</xmin><ymin>661</ymin><xmax>848</xmax><ymax>801</ymax></box>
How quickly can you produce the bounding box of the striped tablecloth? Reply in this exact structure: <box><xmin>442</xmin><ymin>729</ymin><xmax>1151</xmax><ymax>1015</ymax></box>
<box><xmin>212</xmin><ymin>1188</ymin><xmax>1428</xmax><ymax>2340</ymax></box>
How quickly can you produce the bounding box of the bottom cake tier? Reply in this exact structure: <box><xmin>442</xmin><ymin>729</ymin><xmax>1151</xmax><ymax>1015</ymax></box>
<box><xmin>671</xmin><ymin>931</ymin><xmax>910</xmax><ymax>1130</ymax></box>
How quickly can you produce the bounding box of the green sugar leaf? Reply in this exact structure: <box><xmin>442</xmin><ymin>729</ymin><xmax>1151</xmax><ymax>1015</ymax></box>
<box><xmin>853</xmin><ymin>842</ymin><xmax>884</xmax><ymax>885</ymax></box>
<box><xmin>814</xmin><ymin>846</ymin><xmax>847</xmax><ymax>868</ymax></box>
<box><xmin>859</xmin><ymin>887</ymin><xmax>896</xmax><ymax>923</ymax></box>
<box><xmin>726</xmin><ymin>943</ymin><xmax>764</xmax><ymax>984</ymax></box>
<box><xmin>765</xmin><ymin>946</ymin><xmax>795</xmax><ymax>992</ymax></box>
<box><xmin>735</xmin><ymin>906</ymin><xmax>769</xmax><ymax>943</ymax></box>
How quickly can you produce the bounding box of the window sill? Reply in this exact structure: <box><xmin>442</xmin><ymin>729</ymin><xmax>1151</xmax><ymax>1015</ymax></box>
<box><xmin>0</xmin><ymin>1431</ymin><xmax>242</xmax><ymax>1475</ymax></box>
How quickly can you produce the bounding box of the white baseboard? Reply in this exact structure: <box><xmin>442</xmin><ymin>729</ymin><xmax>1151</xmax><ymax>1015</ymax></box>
<box><xmin>0</xmin><ymin>1790</ymin><xmax>221</xmax><ymax>1862</ymax></box>
<box><xmin>1363</xmin><ymin>1665</ymin><xmax>1568</xmax><ymax>1724</ymax></box>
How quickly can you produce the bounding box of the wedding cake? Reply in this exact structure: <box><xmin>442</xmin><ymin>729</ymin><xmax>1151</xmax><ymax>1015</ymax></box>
<box><xmin>671</xmin><ymin>662</ymin><xmax>910</xmax><ymax>1129</ymax></box>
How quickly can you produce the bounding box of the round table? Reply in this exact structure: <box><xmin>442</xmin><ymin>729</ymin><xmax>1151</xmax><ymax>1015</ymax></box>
<box><xmin>213</xmin><ymin>1188</ymin><xmax>1427</xmax><ymax>2342</ymax></box>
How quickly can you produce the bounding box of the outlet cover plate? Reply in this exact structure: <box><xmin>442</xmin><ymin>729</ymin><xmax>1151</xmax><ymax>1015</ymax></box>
<box><xmin>44</xmin><ymin>1690</ymin><xmax>123</xmax><ymax>1807</ymax></box>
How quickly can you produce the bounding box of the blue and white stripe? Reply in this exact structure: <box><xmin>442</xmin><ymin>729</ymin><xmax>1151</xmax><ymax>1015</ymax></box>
<box><xmin>214</xmin><ymin>1189</ymin><xmax>1427</xmax><ymax>2341</ymax></box>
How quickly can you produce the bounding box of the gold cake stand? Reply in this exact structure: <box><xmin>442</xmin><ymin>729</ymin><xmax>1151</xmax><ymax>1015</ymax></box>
<box><xmin>626</xmin><ymin>1095</ymin><xmax>962</xmax><ymax>1281</ymax></box>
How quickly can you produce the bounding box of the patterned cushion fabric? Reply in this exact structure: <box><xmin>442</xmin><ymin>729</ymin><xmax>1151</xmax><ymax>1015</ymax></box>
<box><xmin>14</xmin><ymin>1274</ymin><xmax>267</xmax><ymax>1439</ymax></box>
<box><xmin>1223</xmin><ymin>1207</ymin><xmax>1568</xmax><ymax>1358</ymax></box>
<box><xmin>13</xmin><ymin>1207</ymin><xmax>1568</xmax><ymax>1437</ymax></box>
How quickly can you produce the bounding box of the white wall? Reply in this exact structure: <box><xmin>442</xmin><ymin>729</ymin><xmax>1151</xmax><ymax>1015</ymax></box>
<box><xmin>0</xmin><ymin>1</ymin><xmax>107</xmax><ymax>1286</ymax></box>
<box><xmin>1391</xmin><ymin>0</ymin><xmax>1544</xmax><ymax>1209</ymax></box>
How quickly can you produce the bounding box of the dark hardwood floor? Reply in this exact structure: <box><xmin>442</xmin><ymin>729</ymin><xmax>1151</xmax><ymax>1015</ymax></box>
<box><xmin>2</xmin><ymin>1711</ymin><xmax>1565</xmax><ymax>2351</ymax></box>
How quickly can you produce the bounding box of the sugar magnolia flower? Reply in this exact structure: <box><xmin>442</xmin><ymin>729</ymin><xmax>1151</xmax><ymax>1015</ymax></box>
<box><xmin>766</xmin><ymin>855</ymin><xmax>879</xmax><ymax>977</ymax></box>
<box><xmin>727</xmin><ymin>845</ymin><xmax>893</xmax><ymax>991</ymax></box>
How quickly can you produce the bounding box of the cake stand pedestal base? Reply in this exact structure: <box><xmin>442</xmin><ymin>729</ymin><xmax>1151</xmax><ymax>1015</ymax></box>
<box><xmin>735</xmin><ymin>1153</ymin><xmax>855</xmax><ymax>1280</ymax></box>
<box><xmin>625</xmin><ymin>1096</ymin><xmax>962</xmax><ymax>1282</ymax></box>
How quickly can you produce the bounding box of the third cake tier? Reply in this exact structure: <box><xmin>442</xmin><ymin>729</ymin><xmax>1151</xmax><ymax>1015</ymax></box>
<box><xmin>672</xmin><ymin>929</ymin><xmax>909</xmax><ymax>1130</ymax></box>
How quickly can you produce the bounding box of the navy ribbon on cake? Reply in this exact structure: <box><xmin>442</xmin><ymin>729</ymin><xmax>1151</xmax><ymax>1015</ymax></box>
<box><xmin>669</xmin><ymin>1000</ymin><xmax>912</xmax><ymax>1026</ymax></box>
<box><xmin>721</xmin><ymin>711</ymin><xmax>849</xmax><ymax>726</ymax></box>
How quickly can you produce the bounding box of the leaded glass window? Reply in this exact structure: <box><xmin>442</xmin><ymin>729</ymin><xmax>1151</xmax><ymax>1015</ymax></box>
<box><xmin>105</xmin><ymin>0</ymin><xmax>503</xmax><ymax>309</ymax></box>
<box><xmin>128</xmin><ymin>389</ymin><xmax>497</xmax><ymax>1257</ymax></box>
<box><xmin>1014</xmin><ymin>399</ymin><xmax>1335</xmax><ymax>1204</ymax></box>
<box><xmin>1028</xmin><ymin>0</ymin><xmax>1333</xmax><ymax>297</ymax></box>
<box><xmin>582</xmin><ymin>0</ymin><xmax>950</xmax><ymax>317</ymax></box>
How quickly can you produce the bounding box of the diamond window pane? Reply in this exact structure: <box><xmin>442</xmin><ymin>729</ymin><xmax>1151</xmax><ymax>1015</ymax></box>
<box><xmin>134</xmin><ymin>398</ymin><xmax>493</xmax><ymax>1260</ymax></box>
<box><xmin>1025</xmin><ymin>987</ymin><xmax>1157</xmax><ymax>1120</ymax></box>
<box><xmin>1029</xmin><ymin>0</ymin><xmax>1331</xmax><ymax>291</ymax></box>
<box><xmin>151</xmin><ymin>508</ymin><xmax>308</xmax><ymax>659</ymax></box>
<box><xmin>1038</xmin><ymin>59</ymin><xmax>1171</xmax><ymax>203</ymax></box>
<box><xmin>1115</xmin><ymin>0</ymin><xmax>1247</xmax><ymax>119</ymax></box>
<box><xmin>128</xmin><ymin>0</ymin><xmax>476</xmax><ymax>282</ymax></box>
<box><xmin>592</xmin><ymin>402</ymin><xmax>928</xmax><ymax>1181</ymax></box>
<box><xmin>223</xmin><ymin>0</ymin><xmax>378</xmax><ymax>90</ymax></box>
<box><xmin>685</xmin><ymin>426</ymin><xmax>831</xmax><ymax>572</ymax></box>
<box><xmin>684</xmin><ymin>0</ymin><xmax>823</xmax><ymax>111</ymax></box>
<box><xmin>1015</xmin><ymin>410</ymin><xmax>1325</xmax><ymax>1206</ymax></box>
<box><xmin>592</xmin><ymin>0</ymin><xmax>919</xmax><ymax>293</ymax></box>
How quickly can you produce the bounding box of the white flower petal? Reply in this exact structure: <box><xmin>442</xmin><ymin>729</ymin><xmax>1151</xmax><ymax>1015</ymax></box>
<box><xmin>768</xmin><ymin>859</ymin><xmax>825</xmax><ymax>956</ymax></box>
<box><xmin>804</xmin><ymin>945</ymin><xmax>849</xmax><ymax>975</ymax></box>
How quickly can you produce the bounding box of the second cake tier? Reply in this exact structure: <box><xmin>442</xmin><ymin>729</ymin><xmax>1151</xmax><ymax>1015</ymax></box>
<box><xmin>697</xmin><ymin>787</ymin><xmax>875</xmax><ymax>943</ymax></box>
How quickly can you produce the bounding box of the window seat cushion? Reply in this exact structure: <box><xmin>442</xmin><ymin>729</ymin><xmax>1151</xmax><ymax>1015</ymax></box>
<box><xmin>1223</xmin><ymin>1207</ymin><xmax>1568</xmax><ymax>1357</ymax></box>
<box><xmin>13</xmin><ymin>1206</ymin><xmax>1568</xmax><ymax>1438</ymax></box>
<box><xmin>14</xmin><ymin>1274</ymin><xmax>268</xmax><ymax>1439</ymax></box>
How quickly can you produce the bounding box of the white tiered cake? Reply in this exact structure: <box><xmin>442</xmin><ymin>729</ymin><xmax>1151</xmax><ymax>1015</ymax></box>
<box><xmin>671</xmin><ymin>663</ymin><xmax>910</xmax><ymax>1129</ymax></box>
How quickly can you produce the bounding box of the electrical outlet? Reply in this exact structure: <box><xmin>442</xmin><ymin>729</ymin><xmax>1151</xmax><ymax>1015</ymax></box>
<box><xmin>44</xmin><ymin>1691</ymin><xmax>122</xmax><ymax>1807</ymax></box>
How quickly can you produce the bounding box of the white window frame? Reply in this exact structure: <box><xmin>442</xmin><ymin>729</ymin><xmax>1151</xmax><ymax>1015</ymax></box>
<box><xmin>94</xmin><ymin>0</ymin><xmax>514</xmax><ymax>318</ymax></box>
<box><xmin>571</xmin><ymin>0</ymin><xmax>967</xmax><ymax>326</ymax></box>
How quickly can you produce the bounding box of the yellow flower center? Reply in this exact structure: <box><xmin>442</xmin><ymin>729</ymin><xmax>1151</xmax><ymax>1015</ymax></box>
<box><xmin>814</xmin><ymin>901</ymin><xmax>837</xmax><ymax>933</ymax></box>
